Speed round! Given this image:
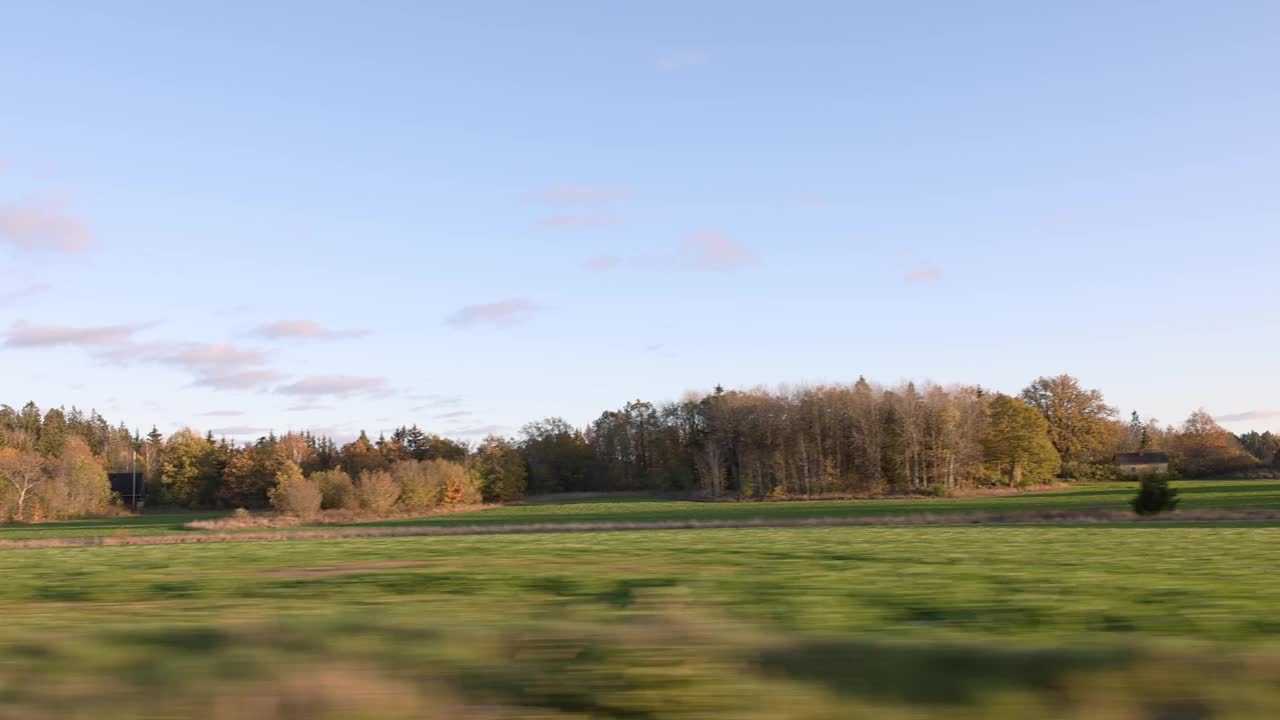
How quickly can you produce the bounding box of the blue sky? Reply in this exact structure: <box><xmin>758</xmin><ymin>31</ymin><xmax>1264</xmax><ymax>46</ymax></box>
<box><xmin>2</xmin><ymin>1</ymin><xmax>1278</xmax><ymax>441</ymax></box>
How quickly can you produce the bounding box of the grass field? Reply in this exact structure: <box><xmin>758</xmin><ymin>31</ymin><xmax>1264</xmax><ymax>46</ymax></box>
<box><xmin>1</xmin><ymin>482</ymin><xmax>1278</xmax><ymax>718</ymax></box>
<box><xmin>2</xmin><ymin>480</ymin><xmax>1278</xmax><ymax>541</ymax></box>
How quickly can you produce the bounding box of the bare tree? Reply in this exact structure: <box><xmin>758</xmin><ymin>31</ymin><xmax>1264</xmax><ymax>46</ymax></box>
<box><xmin>0</xmin><ymin>448</ymin><xmax>45</xmax><ymax>521</ymax></box>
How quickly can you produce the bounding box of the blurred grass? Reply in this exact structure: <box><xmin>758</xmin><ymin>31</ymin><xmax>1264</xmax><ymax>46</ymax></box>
<box><xmin>1</xmin><ymin>522</ymin><xmax>1278</xmax><ymax>718</ymax></box>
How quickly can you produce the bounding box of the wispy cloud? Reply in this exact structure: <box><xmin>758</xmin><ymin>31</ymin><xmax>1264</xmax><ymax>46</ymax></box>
<box><xmin>4</xmin><ymin>320</ymin><xmax>291</xmax><ymax>392</ymax></box>
<box><xmin>286</xmin><ymin>403</ymin><xmax>333</xmax><ymax>412</ymax></box>
<box><xmin>277</xmin><ymin>375</ymin><xmax>389</xmax><ymax>398</ymax></box>
<box><xmin>904</xmin><ymin>266</ymin><xmax>943</xmax><ymax>284</ymax></box>
<box><xmin>1215</xmin><ymin>409</ymin><xmax>1280</xmax><ymax>423</ymax></box>
<box><xmin>0</xmin><ymin>283</ymin><xmax>51</xmax><ymax>305</ymax></box>
<box><xmin>207</xmin><ymin>425</ymin><xmax>272</xmax><ymax>437</ymax></box>
<box><xmin>444</xmin><ymin>423</ymin><xmax>505</xmax><ymax>438</ymax></box>
<box><xmin>410</xmin><ymin>393</ymin><xmax>464</xmax><ymax>411</ymax></box>
<box><xmin>162</xmin><ymin>343</ymin><xmax>269</xmax><ymax>371</ymax></box>
<box><xmin>538</xmin><ymin>213</ymin><xmax>620</xmax><ymax>230</ymax></box>
<box><xmin>678</xmin><ymin>231</ymin><xmax>755</xmax><ymax>271</ymax></box>
<box><xmin>584</xmin><ymin>255</ymin><xmax>623</xmax><ymax>272</ymax></box>
<box><xmin>251</xmin><ymin>319</ymin><xmax>369</xmax><ymax>340</ymax></box>
<box><xmin>0</xmin><ymin>197</ymin><xmax>92</xmax><ymax>253</ymax></box>
<box><xmin>434</xmin><ymin>410</ymin><xmax>471</xmax><ymax>420</ymax></box>
<box><xmin>656</xmin><ymin>49</ymin><xmax>707</xmax><ymax>72</ymax></box>
<box><xmin>148</xmin><ymin>342</ymin><xmax>282</xmax><ymax>390</ymax></box>
<box><xmin>586</xmin><ymin>231</ymin><xmax>756</xmax><ymax>273</ymax></box>
<box><xmin>193</xmin><ymin>368</ymin><xmax>286</xmax><ymax>390</ymax></box>
<box><xmin>528</xmin><ymin>186</ymin><xmax>626</xmax><ymax>206</ymax></box>
<box><xmin>196</xmin><ymin>410</ymin><xmax>245</xmax><ymax>417</ymax></box>
<box><xmin>784</xmin><ymin>195</ymin><xmax>832</xmax><ymax>209</ymax></box>
<box><xmin>13</xmin><ymin>325</ymin><xmax>284</xmax><ymax>391</ymax></box>
<box><xmin>4</xmin><ymin>320</ymin><xmax>152</xmax><ymax>348</ymax></box>
<box><xmin>445</xmin><ymin>298</ymin><xmax>542</xmax><ymax>329</ymax></box>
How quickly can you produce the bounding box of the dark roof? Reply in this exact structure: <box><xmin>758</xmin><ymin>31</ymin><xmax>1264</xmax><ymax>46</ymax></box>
<box><xmin>107</xmin><ymin>472</ymin><xmax>146</xmax><ymax>498</ymax></box>
<box><xmin>1113</xmin><ymin>452</ymin><xmax>1169</xmax><ymax>465</ymax></box>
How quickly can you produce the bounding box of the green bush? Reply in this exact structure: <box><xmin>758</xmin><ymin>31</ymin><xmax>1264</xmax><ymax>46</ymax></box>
<box><xmin>1067</xmin><ymin>462</ymin><xmax>1124</xmax><ymax>483</ymax></box>
<box><xmin>1131</xmin><ymin>471</ymin><xmax>1180</xmax><ymax>515</ymax></box>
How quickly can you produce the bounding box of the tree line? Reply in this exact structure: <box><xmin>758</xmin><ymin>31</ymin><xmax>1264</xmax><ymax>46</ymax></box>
<box><xmin>1</xmin><ymin>374</ymin><xmax>1277</xmax><ymax>520</ymax></box>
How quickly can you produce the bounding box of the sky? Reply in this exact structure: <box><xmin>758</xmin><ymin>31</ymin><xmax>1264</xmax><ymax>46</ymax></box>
<box><xmin>2</xmin><ymin>1</ymin><xmax>1278</xmax><ymax>443</ymax></box>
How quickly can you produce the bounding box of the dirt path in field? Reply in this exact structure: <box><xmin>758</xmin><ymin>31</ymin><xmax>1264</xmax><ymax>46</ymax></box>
<box><xmin>1</xmin><ymin>508</ymin><xmax>1277</xmax><ymax>550</ymax></box>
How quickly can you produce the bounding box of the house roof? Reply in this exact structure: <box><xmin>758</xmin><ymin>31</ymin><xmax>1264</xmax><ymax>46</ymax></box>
<box><xmin>107</xmin><ymin>472</ymin><xmax>146</xmax><ymax>497</ymax></box>
<box><xmin>1113</xmin><ymin>452</ymin><xmax>1169</xmax><ymax>465</ymax></box>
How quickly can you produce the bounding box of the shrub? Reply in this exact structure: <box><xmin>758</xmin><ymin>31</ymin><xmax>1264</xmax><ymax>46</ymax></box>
<box><xmin>312</xmin><ymin>468</ymin><xmax>359</xmax><ymax>510</ymax></box>
<box><xmin>268</xmin><ymin>461</ymin><xmax>322</xmax><ymax>519</ymax></box>
<box><xmin>357</xmin><ymin>470</ymin><xmax>400</xmax><ymax>513</ymax></box>
<box><xmin>1067</xmin><ymin>462</ymin><xmax>1125</xmax><ymax>483</ymax></box>
<box><xmin>1132</xmin><ymin>471</ymin><xmax>1181</xmax><ymax>515</ymax></box>
<box><xmin>438</xmin><ymin>461</ymin><xmax>482</xmax><ymax>507</ymax></box>
<box><xmin>392</xmin><ymin>459</ymin><xmax>481</xmax><ymax>512</ymax></box>
<box><xmin>392</xmin><ymin>460</ymin><xmax>440</xmax><ymax>512</ymax></box>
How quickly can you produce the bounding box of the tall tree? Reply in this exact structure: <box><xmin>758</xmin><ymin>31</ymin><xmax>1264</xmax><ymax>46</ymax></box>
<box><xmin>1173</xmin><ymin>410</ymin><xmax>1256</xmax><ymax>477</ymax></box>
<box><xmin>158</xmin><ymin>429</ymin><xmax>220</xmax><ymax>507</ymax></box>
<box><xmin>471</xmin><ymin>435</ymin><xmax>527</xmax><ymax>502</ymax></box>
<box><xmin>1129</xmin><ymin>411</ymin><xmax>1152</xmax><ymax>451</ymax></box>
<box><xmin>982</xmin><ymin>395</ymin><xmax>1060</xmax><ymax>486</ymax></box>
<box><xmin>0</xmin><ymin>447</ymin><xmax>45</xmax><ymax>520</ymax></box>
<box><xmin>37</xmin><ymin>408</ymin><xmax>68</xmax><ymax>457</ymax></box>
<box><xmin>1019</xmin><ymin>375</ymin><xmax>1116</xmax><ymax>473</ymax></box>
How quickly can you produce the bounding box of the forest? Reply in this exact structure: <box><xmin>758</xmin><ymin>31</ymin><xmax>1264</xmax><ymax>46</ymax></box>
<box><xmin>1</xmin><ymin>374</ymin><xmax>1276</xmax><ymax>521</ymax></box>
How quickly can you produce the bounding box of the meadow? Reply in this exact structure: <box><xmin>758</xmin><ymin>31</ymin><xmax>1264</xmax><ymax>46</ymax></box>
<box><xmin>1</xmin><ymin>480</ymin><xmax>1278</xmax><ymax>541</ymax></box>
<box><xmin>1</xmin><ymin>481</ymin><xmax>1278</xmax><ymax>718</ymax></box>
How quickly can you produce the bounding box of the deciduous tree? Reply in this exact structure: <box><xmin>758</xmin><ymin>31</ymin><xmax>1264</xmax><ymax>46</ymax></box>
<box><xmin>0</xmin><ymin>447</ymin><xmax>45</xmax><ymax>521</ymax></box>
<box><xmin>982</xmin><ymin>395</ymin><xmax>1060</xmax><ymax>486</ymax></box>
<box><xmin>1019</xmin><ymin>375</ymin><xmax>1115</xmax><ymax>473</ymax></box>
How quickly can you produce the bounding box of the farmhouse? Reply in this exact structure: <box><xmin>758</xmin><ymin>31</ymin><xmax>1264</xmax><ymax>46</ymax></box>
<box><xmin>1113</xmin><ymin>452</ymin><xmax>1170</xmax><ymax>476</ymax></box>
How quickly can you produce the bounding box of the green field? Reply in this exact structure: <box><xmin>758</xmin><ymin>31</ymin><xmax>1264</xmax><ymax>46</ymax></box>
<box><xmin>1</xmin><ymin>483</ymin><xmax>1278</xmax><ymax>719</ymax></box>
<box><xmin>2</xmin><ymin>480</ymin><xmax>1278</xmax><ymax>541</ymax></box>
